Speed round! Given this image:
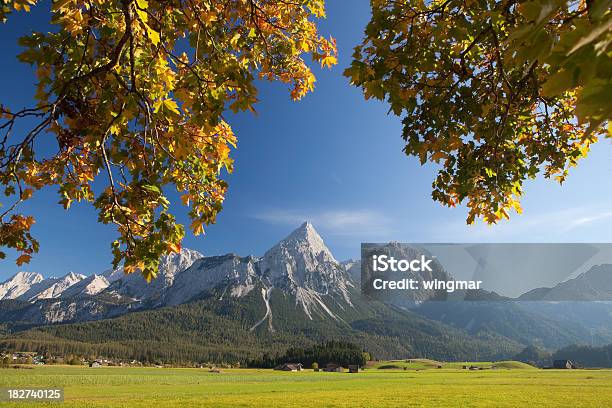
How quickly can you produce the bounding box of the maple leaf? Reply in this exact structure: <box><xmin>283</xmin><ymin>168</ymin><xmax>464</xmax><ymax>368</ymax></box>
<box><xmin>346</xmin><ymin>0</ymin><xmax>610</xmax><ymax>224</ymax></box>
<box><xmin>0</xmin><ymin>0</ymin><xmax>336</xmax><ymax>280</ymax></box>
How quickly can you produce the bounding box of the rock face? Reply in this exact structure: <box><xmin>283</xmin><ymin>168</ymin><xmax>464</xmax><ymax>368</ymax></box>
<box><xmin>259</xmin><ymin>222</ymin><xmax>353</xmax><ymax>319</ymax></box>
<box><xmin>164</xmin><ymin>254</ymin><xmax>259</xmax><ymax>306</ymax></box>
<box><xmin>167</xmin><ymin>223</ymin><xmax>354</xmax><ymax>321</ymax></box>
<box><xmin>0</xmin><ymin>272</ymin><xmax>45</xmax><ymax>300</ymax></box>
<box><xmin>342</xmin><ymin>260</ymin><xmax>361</xmax><ymax>283</ymax></box>
<box><xmin>104</xmin><ymin>248</ymin><xmax>204</xmax><ymax>302</ymax></box>
<box><xmin>61</xmin><ymin>274</ymin><xmax>110</xmax><ymax>298</ymax></box>
<box><xmin>18</xmin><ymin>272</ymin><xmax>86</xmax><ymax>301</ymax></box>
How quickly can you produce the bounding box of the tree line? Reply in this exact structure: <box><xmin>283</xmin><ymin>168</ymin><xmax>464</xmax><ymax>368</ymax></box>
<box><xmin>514</xmin><ymin>343</ymin><xmax>612</xmax><ymax>368</ymax></box>
<box><xmin>247</xmin><ymin>341</ymin><xmax>370</xmax><ymax>368</ymax></box>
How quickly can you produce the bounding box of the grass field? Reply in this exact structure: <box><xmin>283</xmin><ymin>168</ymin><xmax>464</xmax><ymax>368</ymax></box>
<box><xmin>2</xmin><ymin>365</ymin><xmax>612</xmax><ymax>407</ymax></box>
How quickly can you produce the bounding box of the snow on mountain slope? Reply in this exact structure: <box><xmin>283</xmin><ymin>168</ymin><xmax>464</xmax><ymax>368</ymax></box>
<box><xmin>18</xmin><ymin>272</ymin><xmax>85</xmax><ymax>301</ymax></box>
<box><xmin>259</xmin><ymin>222</ymin><xmax>353</xmax><ymax>319</ymax></box>
<box><xmin>165</xmin><ymin>254</ymin><xmax>259</xmax><ymax>306</ymax></box>
<box><xmin>1</xmin><ymin>223</ymin><xmax>356</xmax><ymax>327</ymax></box>
<box><xmin>102</xmin><ymin>267</ymin><xmax>125</xmax><ymax>283</ymax></box>
<box><xmin>0</xmin><ymin>272</ymin><xmax>44</xmax><ymax>300</ymax></box>
<box><xmin>105</xmin><ymin>248</ymin><xmax>203</xmax><ymax>301</ymax></box>
<box><xmin>61</xmin><ymin>274</ymin><xmax>110</xmax><ymax>298</ymax></box>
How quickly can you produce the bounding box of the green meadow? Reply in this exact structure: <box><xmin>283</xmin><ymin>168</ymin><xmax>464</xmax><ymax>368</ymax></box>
<box><xmin>1</xmin><ymin>364</ymin><xmax>612</xmax><ymax>407</ymax></box>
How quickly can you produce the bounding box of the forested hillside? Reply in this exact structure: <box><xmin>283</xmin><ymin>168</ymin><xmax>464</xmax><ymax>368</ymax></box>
<box><xmin>0</xmin><ymin>286</ymin><xmax>521</xmax><ymax>364</ymax></box>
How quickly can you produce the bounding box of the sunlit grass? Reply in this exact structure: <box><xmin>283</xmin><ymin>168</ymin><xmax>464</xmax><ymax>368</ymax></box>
<box><xmin>1</xmin><ymin>365</ymin><xmax>611</xmax><ymax>407</ymax></box>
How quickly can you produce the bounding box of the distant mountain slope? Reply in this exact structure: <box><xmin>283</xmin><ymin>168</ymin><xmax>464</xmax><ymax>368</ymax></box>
<box><xmin>1</xmin><ymin>223</ymin><xmax>610</xmax><ymax>362</ymax></box>
<box><xmin>519</xmin><ymin>264</ymin><xmax>612</xmax><ymax>301</ymax></box>
<box><xmin>414</xmin><ymin>301</ymin><xmax>612</xmax><ymax>349</ymax></box>
<box><xmin>60</xmin><ymin>275</ymin><xmax>110</xmax><ymax>298</ymax></box>
<box><xmin>104</xmin><ymin>248</ymin><xmax>204</xmax><ymax>302</ymax></box>
<box><xmin>0</xmin><ymin>284</ymin><xmax>521</xmax><ymax>363</ymax></box>
<box><xmin>0</xmin><ymin>272</ymin><xmax>44</xmax><ymax>300</ymax></box>
<box><xmin>19</xmin><ymin>272</ymin><xmax>86</xmax><ymax>301</ymax></box>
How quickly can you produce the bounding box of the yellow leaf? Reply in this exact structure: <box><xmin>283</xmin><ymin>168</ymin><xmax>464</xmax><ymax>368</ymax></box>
<box><xmin>51</xmin><ymin>0</ymin><xmax>73</xmax><ymax>12</ymax></box>
<box><xmin>143</xmin><ymin>268</ymin><xmax>157</xmax><ymax>283</ymax></box>
<box><xmin>145</xmin><ymin>23</ymin><xmax>160</xmax><ymax>45</ymax></box>
<box><xmin>153</xmin><ymin>99</ymin><xmax>163</xmax><ymax>113</ymax></box>
<box><xmin>163</xmin><ymin>99</ymin><xmax>180</xmax><ymax>114</ymax></box>
<box><xmin>190</xmin><ymin>219</ymin><xmax>205</xmax><ymax>236</ymax></box>
<box><xmin>230</xmin><ymin>32</ymin><xmax>241</xmax><ymax>47</ymax></box>
<box><xmin>321</xmin><ymin>55</ymin><xmax>337</xmax><ymax>68</ymax></box>
<box><xmin>124</xmin><ymin>262</ymin><xmax>144</xmax><ymax>275</ymax></box>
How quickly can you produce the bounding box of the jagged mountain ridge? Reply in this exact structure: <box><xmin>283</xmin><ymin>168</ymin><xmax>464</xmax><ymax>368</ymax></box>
<box><xmin>0</xmin><ymin>223</ymin><xmax>358</xmax><ymax>326</ymax></box>
<box><xmin>0</xmin><ymin>276</ymin><xmax>523</xmax><ymax>362</ymax></box>
<box><xmin>2</xmin><ymin>223</ymin><xmax>611</xmax><ymax>356</ymax></box>
<box><xmin>103</xmin><ymin>248</ymin><xmax>204</xmax><ymax>302</ymax></box>
<box><xmin>0</xmin><ymin>272</ymin><xmax>45</xmax><ymax>300</ymax></box>
<box><xmin>0</xmin><ymin>271</ymin><xmax>86</xmax><ymax>302</ymax></box>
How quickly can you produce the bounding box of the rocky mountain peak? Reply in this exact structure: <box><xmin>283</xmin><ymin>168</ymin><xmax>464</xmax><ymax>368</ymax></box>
<box><xmin>64</xmin><ymin>271</ymin><xmax>86</xmax><ymax>281</ymax></box>
<box><xmin>257</xmin><ymin>223</ymin><xmax>352</xmax><ymax>319</ymax></box>
<box><xmin>261</xmin><ymin>223</ymin><xmax>338</xmax><ymax>283</ymax></box>
<box><xmin>0</xmin><ymin>271</ymin><xmax>45</xmax><ymax>300</ymax></box>
<box><xmin>21</xmin><ymin>271</ymin><xmax>86</xmax><ymax>301</ymax></box>
<box><xmin>159</xmin><ymin>248</ymin><xmax>204</xmax><ymax>279</ymax></box>
<box><xmin>1</xmin><ymin>223</ymin><xmax>356</xmax><ymax>325</ymax></box>
<box><xmin>281</xmin><ymin>221</ymin><xmax>336</xmax><ymax>262</ymax></box>
<box><xmin>8</xmin><ymin>271</ymin><xmax>44</xmax><ymax>284</ymax></box>
<box><xmin>61</xmin><ymin>274</ymin><xmax>110</xmax><ymax>298</ymax></box>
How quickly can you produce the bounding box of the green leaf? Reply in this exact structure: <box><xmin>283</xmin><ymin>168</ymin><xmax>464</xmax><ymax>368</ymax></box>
<box><xmin>142</xmin><ymin>184</ymin><xmax>161</xmax><ymax>194</ymax></box>
<box><xmin>541</xmin><ymin>69</ymin><xmax>574</xmax><ymax>97</ymax></box>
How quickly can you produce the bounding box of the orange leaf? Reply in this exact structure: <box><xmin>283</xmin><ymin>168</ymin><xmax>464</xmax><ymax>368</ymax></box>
<box><xmin>16</xmin><ymin>254</ymin><xmax>32</xmax><ymax>266</ymax></box>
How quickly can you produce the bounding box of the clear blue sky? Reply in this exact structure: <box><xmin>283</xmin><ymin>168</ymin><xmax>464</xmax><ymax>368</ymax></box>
<box><xmin>2</xmin><ymin>1</ymin><xmax>612</xmax><ymax>279</ymax></box>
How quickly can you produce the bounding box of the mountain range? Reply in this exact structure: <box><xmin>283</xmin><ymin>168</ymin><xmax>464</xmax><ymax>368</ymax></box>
<box><xmin>1</xmin><ymin>223</ymin><xmax>611</xmax><ymax>362</ymax></box>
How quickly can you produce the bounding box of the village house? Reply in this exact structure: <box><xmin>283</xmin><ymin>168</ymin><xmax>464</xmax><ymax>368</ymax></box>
<box><xmin>324</xmin><ymin>363</ymin><xmax>343</xmax><ymax>372</ymax></box>
<box><xmin>553</xmin><ymin>360</ymin><xmax>577</xmax><ymax>369</ymax></box>
<box><xmin>274</xmin><ymin>363</ymin><xmax>303</xmax><ymax>372</ymax></box>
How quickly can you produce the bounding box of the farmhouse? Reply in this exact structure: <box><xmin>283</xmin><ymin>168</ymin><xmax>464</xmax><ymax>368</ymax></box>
<box><xmin>274</xmin><ymin>363</ymin><xmax>303</xmax><ymax>372</ymax></box>
<box><xmin>324</xmin><ymin>363</ymin><xmax>343</xmax><ymax>372</ymax></box>
<box><xmin>553</xmin><ymin>360</ymin><xmax>576</xmax><ymax>369</ymax></box>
